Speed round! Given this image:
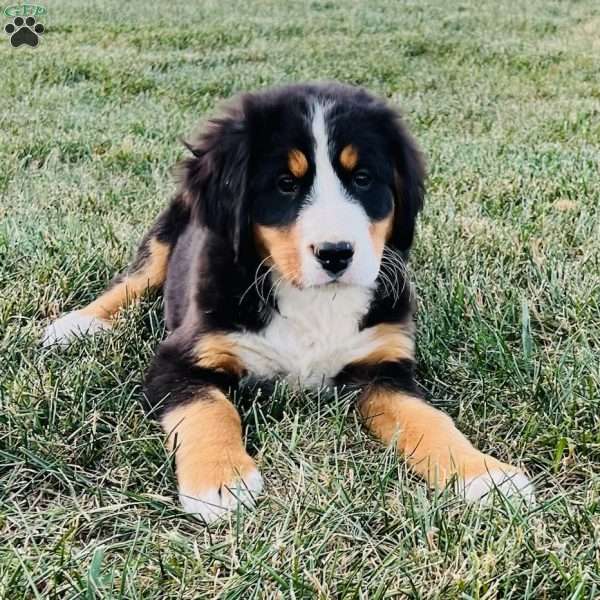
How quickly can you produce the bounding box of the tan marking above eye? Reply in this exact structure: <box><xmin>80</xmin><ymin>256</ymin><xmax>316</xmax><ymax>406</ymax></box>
<box><xmin>340</xmin><ymin>144</ymin><xmax>359</xmax><ymax>171</ymax></box>
<box><xmin>287</xmin><ymin>149</ymin><xmax>308</xmax><ymax>178</ymax></box>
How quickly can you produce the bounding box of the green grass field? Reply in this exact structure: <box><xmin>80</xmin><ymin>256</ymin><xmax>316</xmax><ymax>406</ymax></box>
<box><xmin>1</xmin><ymin>0</ymin><xmax>599</xmax><ymax>597</ymax></box>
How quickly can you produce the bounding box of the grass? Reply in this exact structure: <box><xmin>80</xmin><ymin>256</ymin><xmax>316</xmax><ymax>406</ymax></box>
<box><xmin>1</xmin><ymin>0</ymin><xmax>599</xmax><ymax>597</ymax></box>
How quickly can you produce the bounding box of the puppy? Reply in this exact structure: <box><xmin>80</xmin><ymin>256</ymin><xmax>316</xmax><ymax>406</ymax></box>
<box><xmin>43</xmin><ymin>82</ymin><xmax>534</xmax><ymax>521</ymax></box>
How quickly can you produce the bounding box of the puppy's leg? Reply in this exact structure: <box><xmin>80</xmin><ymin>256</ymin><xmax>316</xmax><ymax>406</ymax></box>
<box><xmin>145</xmin><ymin>332</ymin><xmax>263</xmax><ymax>523</ymax></box>
<box><xmin>42</xmin><ymin>198</ymin><xmax>189</xmax><ymax>347</ymax></box>
<box><xmin>161</xmin><ymin>389</ymin><xmax>262</xmax><ymax>523</ymax></box>
<box><xmin>359</xmin><ymin>388</ymin><xmax>533</xmax><ymax>502</ymax></box>
<box><xmin>338</xmin><ymin>323</ymin><xmax>534</xmax><ymax>503</ymax></box>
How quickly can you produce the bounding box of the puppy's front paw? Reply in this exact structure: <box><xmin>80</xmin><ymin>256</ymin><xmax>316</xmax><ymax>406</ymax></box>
<box><xmin>460</xmin><ymin>456</ymin><xmax>535</xmax><ymax>505</ymax></box>
<box><xmin>463</xmin><ymin>469</ymin><xmax>534</xmax><ymax>504</ymax></box>
<box><xmin>177</xmin><ymin>452</ymin><xmax>264</xmax><ymax>523</ymax></box>
<box><xmin>42</xmin><ymin>311</ymin><xmax>112</xmax><ymax>347</ymax></box>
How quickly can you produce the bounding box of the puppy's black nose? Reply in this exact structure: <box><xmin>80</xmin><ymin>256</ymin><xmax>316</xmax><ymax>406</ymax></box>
<box><xmin>313</xmin><ymin>241</ymin><xmax>354</xmax><ymax>277</ymax></box>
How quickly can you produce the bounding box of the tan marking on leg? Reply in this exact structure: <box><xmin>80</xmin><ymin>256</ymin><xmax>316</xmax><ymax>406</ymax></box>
<box><xmin>369</xmin><ymin>213</ymin><xmax>394</xmax><ymax>258</ymax></box>
<box><xmin>288</xmin><ymin>149</ymin><xmax>308</xmax><ymax>178</ymax></box>
<box><xmin>353</xmin><ymin>322</ymin><xmax>415</xmax><ymax>366</ymax></box>
<box><xmin>254</xmin><ymin>224</ymin><xmax>302</xmax><ymax>286</ymax></box>
<box><xmin>339</xmin><ymin>144</ymin><xmax>358</xmax><ymax>171</ymax></box>
<box><xmin>359</xmin><ymin>389</ymin><xmax>519</xmax><ymax>487</ymax></box>
<box><xmin>195</xmin><ymin>333</ymin><xmax>246</xmax><ymax>377</ymax></box>
<box><xmin>161</xmin><ymin>390</ymin><xmax>256</xmax><ymax>497</ymax></box>
<box><xmin>80</xmin><ymin>238</ymin><xmax>170</xmax><ymax>320</ymax></box>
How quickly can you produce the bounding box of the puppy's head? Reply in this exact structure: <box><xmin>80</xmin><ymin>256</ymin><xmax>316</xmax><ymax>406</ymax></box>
<box><xmin>181</xmin><ymin>83</ymin><xmax>425</xmax><ymax>288</ymax></box>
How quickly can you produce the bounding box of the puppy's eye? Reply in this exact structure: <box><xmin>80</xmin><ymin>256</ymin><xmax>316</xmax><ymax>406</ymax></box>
<box><xmin>353</xmin><ymin>169</ymin><xmax>372</xmax><ymax>189</ymax></box>
<box><xmin>278</xmin><ymin>174</ymin><xmax>299</xmax><ymax>195</ymax></box>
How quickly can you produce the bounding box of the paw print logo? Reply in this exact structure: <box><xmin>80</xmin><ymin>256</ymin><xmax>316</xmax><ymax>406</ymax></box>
<box><xmin>4</xmin><ymin>16</ymin><xmax>45</xmax><ymax>48</ymax></box>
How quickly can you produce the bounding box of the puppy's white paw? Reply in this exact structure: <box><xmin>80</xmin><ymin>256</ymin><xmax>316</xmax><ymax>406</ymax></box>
<box><xmin>179</xmin><ymin>468</ymin><xmax>264</xmax><ymax>523</ymax></box>
<box><xmin>462</xmin><ymin>469</ymin><xmax>535</xmax><ymax>505</ymax></box>
<box><xmin>42</xmin><ymin>311</ymin><xmax>112</xmax><ymax>347</ymax></box>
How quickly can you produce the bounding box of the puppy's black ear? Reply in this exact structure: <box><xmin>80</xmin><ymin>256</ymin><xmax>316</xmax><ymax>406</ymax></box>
<box><xmin>179</xmin><ymin>99</ymin><xmax>250</xmax><ymax>260</ymax></box>
<box><xmin>388</xmin><ymin>115</ymin><xmax>426</xmax><ymax>254</ymax></box>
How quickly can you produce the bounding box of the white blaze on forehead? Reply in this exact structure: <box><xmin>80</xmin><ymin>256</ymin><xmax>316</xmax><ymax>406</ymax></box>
<box><xmin>304</xmin><ymin>102</ymin><xmax>357</xmax><ymax>242</ymax></box>
<box><xmin>298</xmin><ymin>101</ymin><xmax>380</xmax><ymax>287</ymax></box>
<box><xmin>309</xmin><ymin>102</ymin><xmax>345</xmax><ymax>221</ymax></box>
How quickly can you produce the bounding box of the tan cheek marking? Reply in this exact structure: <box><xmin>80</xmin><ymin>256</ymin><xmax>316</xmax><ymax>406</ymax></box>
<box><xmin>80</xmin><ymin>238</ymin><xmax>170</xmax><ymax>320</ymax></box>
<box><xmin>339</xmin><ymin>144</ymin><xmax>358</xmax><ymax>171</ymax></box>
<box><xmin>353</xmin><ymin>322</ymin><xmax>415</xmax><ymax>366</ymax></box>
<box><xmin>288</xmin><ymin>149</ymin><xmax>308</xmax><ymax>178</ymax></box>
<box><xmin>195</xmin><ymin>333</ymin><xmax>246</xmax><ymax>377</ymax></box>
<box><xmin>254</xmin><ymin>224</ymin><xmax>302</xmax><ymax>285</ymax></box>
<box><xmin>161</xmin><ymin>391</ymin><xmax>254</xmax><ymax>494</ymax></box>
<box><xmin>369</xmin><ymin>213</ymin><xmax>394</xmax><ymax>257</ymax></box>
<box><xmin>359</xmin><ymin>389</ymin><xmax>513</xmax><ymax>486</ymax></box>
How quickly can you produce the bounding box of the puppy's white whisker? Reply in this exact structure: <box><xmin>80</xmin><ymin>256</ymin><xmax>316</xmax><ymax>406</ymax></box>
<box><xmin>239</xmin><ymin>255</ymin><xmax>274</xmax><ymax>305</ymax></box>
<box><xmin>379</xmin><ymin>253</ymin><xmax>402</xmax><ymax>304</ymax></box>
<box><xmin>381</xmin><ymin>247</ymin><xmax>411</xmax><ymax>302</ymax></box>
<box><xmin>256</xmin><ymin>264</ymin><xmax>274</xmax><ymax>301</ymax></box>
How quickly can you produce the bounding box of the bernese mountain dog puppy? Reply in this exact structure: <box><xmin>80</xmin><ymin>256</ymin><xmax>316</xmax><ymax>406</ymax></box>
<box><xmin>43</xmin><ymin>82</ymin><xmax>534</xmax><ymax>522</ymax></box>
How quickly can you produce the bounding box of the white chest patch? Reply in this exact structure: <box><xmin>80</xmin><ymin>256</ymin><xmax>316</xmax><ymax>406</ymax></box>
<box><xmin>231</xmin><ymin>282</ymin><xmax>375</xmax><ymax>387</ymax></box>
